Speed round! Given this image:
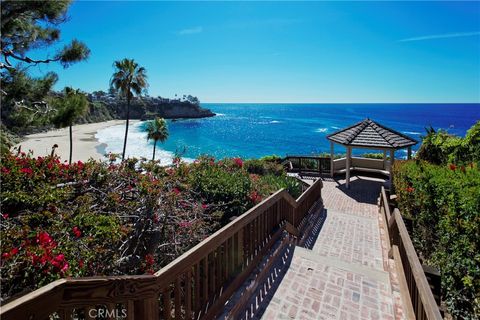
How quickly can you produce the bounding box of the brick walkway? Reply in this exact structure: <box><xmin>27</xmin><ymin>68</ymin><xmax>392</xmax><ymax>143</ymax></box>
<box><xmin>260</xmin><ymin>174</ymin><xmax>406</xmax><ymax>320</ymax></box>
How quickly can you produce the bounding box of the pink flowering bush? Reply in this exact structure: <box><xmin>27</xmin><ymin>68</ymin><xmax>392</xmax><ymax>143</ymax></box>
<box><xmin>0</xmin><ymin>150</ymin><xmax>300</xmax><ymax>300</ymax></box>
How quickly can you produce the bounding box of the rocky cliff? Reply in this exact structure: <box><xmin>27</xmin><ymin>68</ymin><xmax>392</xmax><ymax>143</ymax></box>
<box><xmin>100</xmin><ymin>98</ymin><xmax>215</xmax><ymax>120</ymax></box>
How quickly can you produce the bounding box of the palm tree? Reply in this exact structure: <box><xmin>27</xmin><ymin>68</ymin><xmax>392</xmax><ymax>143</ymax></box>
<box><xmin>146</xmin><ymin>117</ymin><xmax>169</xmax><ymax>161</ymax></box>
<box><xmin>110</xmin><ymin>58</ymin><xmax>148</xmax><ymax>161</ymax></box>
<box><xmin>51</xmin><ymin>87</ymin><xmax>88</xmax><ymax>164</ymax></box>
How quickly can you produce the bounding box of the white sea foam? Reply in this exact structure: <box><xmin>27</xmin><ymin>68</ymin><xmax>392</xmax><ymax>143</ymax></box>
<box><xmin>95</xmin><ymin>122</ymin><xmax>194</xmax><ymax>165</ymax></box>
<box><xmin>257</xmin><ymin>120</ymin><xmax>282</xmax><ymax>124</ymax></box>
<box><xmin>403</xmin><ymin>131</ymin><xmax>421</xmax><ymax>135</ymax></box>
<box><xmin>331</xmin><ymin>126</ymin><xmax>340</xmax><ymax>130</ymax></box>
<box><xmin>315</xmin><ymin>128</ymin><xmax>328</xmax><ymax>133</ymax></box>
<box><xmin>215</xmin><ymin>113</ymin><xmax>226</xmax><ymax>116</ymax></box>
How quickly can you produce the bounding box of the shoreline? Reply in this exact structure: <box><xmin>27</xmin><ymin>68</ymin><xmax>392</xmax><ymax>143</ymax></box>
<box><xmin>15</xmin><ymin>120</ymin><xmax>139</xmax><ymax>162</ymax></box>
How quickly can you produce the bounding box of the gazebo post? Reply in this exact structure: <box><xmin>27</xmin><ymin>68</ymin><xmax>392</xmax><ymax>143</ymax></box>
<box><xmin>346</xmin><ymin>146</ymin><xmax>352</xmax><ymax>189</ymax></box>
<box><xmin>389</xmin><ymin>149</ymin><xmax>395</xmax><ymax>175</ymax></box>
<box><xmin>383</xmin><ymin>150</ymin><xmax>387</xmax><ymax>170</ymax></box>
<box><xmin>407</xmin><ymin>146</ymin><xmax>412</xmax><ymax>160</ymax></box>
<box><xmin>330</xmin><ymin>141</ymin><xmax>334</xmax><ymax>177</ymax></box>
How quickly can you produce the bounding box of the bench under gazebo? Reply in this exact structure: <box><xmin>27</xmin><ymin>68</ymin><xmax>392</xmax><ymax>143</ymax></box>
<box><xmin>327</xmin><ymin>118</ymin><xmax>417</xmax><ymax>188</ymax></box>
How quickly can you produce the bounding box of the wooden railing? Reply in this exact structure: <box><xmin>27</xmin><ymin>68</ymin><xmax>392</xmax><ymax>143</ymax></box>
<box><xmin>283</xmin><ymin>155</ymin><xmax>331</xmax><ymax>174</ymax></box>
<box><xmin>0</xmin><ymin>179</ymin><xmax>323</xmax><ymax>320</ymax></box>
<box><xmin>379</xmin><ymin>187</ymin><xmax>442</xmax><ymax>320</ymax></box>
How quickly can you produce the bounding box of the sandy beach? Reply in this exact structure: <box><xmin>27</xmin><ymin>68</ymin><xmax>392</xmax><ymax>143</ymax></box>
<box><xmin>15</xmin><ymin>120</ymin><xmax>139</xmax><ymax>162</ymax></box>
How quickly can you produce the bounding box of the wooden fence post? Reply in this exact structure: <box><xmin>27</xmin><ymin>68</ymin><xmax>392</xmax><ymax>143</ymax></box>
<box><xmin>134</xmin><ymin>296</ymin><xmax>159</xmax><ymax>320</ymax></box>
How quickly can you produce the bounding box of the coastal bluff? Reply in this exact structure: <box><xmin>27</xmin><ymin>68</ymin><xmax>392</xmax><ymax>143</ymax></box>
<box><xmin>96</xmin><ymin>95</ymin><xmax>216</xmax><ymax>120</ymax></box>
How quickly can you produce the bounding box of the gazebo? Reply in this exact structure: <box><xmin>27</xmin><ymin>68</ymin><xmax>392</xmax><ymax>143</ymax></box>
<box><xmin>327</xmin><ymin>118</ymin><xmax>418</xmax><ymax>188</ymax></box>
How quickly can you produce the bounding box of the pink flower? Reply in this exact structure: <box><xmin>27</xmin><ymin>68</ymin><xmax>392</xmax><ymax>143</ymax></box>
<box><xmin>172</xmin><ymin>188</ymin><xmax>181</xmax><ymax>195</ymax></box>
<box><xmin>234</xmin><ymin>158</ymin><xmax>243</xmax><ymax>168</ymax></box>
<box><xmin>2</xmin><ymin>213</ymin><xmax>8</xmax><ymax>219</ymax></box>
<box><xmin>145</xmin><ymin>254</ymin><xmax>154</xmax><ymax>266</ymax></box>
<box><xmin>51</xmin><ymin>254</ymin><xmax>69</xmax><ymax>273</ymax></box>
<box><xmin>405</xmin><ymin>186</ymin><xmax>414</xmax><ymax>193</ymax></box>
<box><xmin>179</xmin><ymin>221</ymin><xmax>192</xmax><ymax>228</ymax></box>
<box><xmin>249</xmin><ymin>191</ymin><xmax>262</xmax><ymax>204</ymax></box>
<box><xmin>36</xmin><ymin>232</ymin><xmax>55</xmax><ymax>248</ymax></box>
<box><xmin>10</xmin><ymin>248</ymin><xmax>19</xmax><ymax>256</ymax></box>
<box><xmin>78</xmin><ymin>259</ymin><xmax>84</xmax><ymax>268</ymax></box>
<box><xmin>61</xmin><ymin>262</ymin><xmax>69</xmax><ymax>273</ymax></box>
<box><xmin>20</xmin><ymin>167</ymin><xmax>33</xmax><ymax>175</ymax></box>
<box><xmin>1</xmin><ymin>167</ymin><xmax>10</xmax><ymax>175</ymax></box>
<box><xmin>449</xmin><ymin>164</ymin><xmax>456</xmax><ymax>171</ymax></box>
<box><xmin>72</xmin><ymin>226</ymin><xmax>82</xmax><ymax>238</ymax></box>
<box><xmin>201</xmin><ymin>203</ymin><xmax>208</xmax><ymax>209</ymax></box>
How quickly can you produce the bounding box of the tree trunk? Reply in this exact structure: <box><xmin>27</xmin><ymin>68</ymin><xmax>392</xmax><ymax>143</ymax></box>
<box><xmin>122</xmin><ymin>97</ymin><xmax>131</xmax><ymax>161</ymax></box>
<box><xmin>69</xmin><ymin>124</ymin><xmax>73</xmax><ymax>164</ymax></box>
<box><xmin>152</xmin><ymin>140</ymin><xmax>157</xmax><ymax>161</ymax></box>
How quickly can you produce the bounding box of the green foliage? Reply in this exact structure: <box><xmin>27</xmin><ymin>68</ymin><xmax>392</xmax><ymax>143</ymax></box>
<box><xmin>110</xmin><ymin>58</ymin><xmax>148</xmax><ymax>101</ymax></box>
<box><xmin>255</xmin><ymin>175</ymin><xmax>302</xmax><ymax>199</ymax></box>
<box><xmin>416</xmin><ymin>122</ymin><xmax>479</xmax><ymax>165</ymax></box>
<box><xmin>361</xmin><ymin>153</ymin><xmax>385</xmax><ymax>159</ymax></box>
<box><xmin>1</xmin><ymin>70</ymin><xmax>59</xmax><ymax>130</ymax></box>
<box><xmin>259</xmin><ymin>155</ymin><xmax>282</xmax><ymax>162</ymax></box>
<box><xmin>78</xmin><ymin>101</ymin><xmax>116</xmax><ymax>124</ymax></box>
<box><xmin>146</xmin><ymin>117</ymin><xmax>169</xmax><ymax>161</ymax></box>
<box><xmin>0</xmin><ymin>126</ymin><xmax>20</xmax><ymax>155</ymax></box>
<box><xmin>51</xmin><ymin>88</ymin><xmax>89</xmax><ymax>128</ymax></box>
<box><xmin>393</xmin><ymin>160</ymin><xmax>480</xmax><ymax>318</ymax></box>
<box><xmin>190</xmin><ymin>158</ymin><xmax>252</xmax><ymax>222</ymax></box>
<box><xmin>244</xmin><ymin>159</ymin><xmax>285</xmax><ymax>176</ymax></box>
<box><xmin>462</xmin><ymin>122</ymin><xmax>480</xmax><ymax>164</ymax></box>
<box><xmin>317</xmin><ymin>152</ymin><xmax>345</xmax><ymax>159</ymax></box>
<box><xmin>1</xmin><ymin>0</ymin><xmax>90</xmax><ymax>68</ymax></box>
<box><xmin>1</xmin><ymin>0</ymin><xmax>89</xmax><ymax>133</ymax></box>
<box><xmin>110</xmin><ymin>58</ymin><xmax>148</xmax><ymax>160</ymax></box>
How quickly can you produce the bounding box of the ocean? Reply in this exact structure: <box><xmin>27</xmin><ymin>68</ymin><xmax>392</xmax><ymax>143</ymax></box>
<box><xmin>96</xmin><ymin>103</ymin><xmax>480</xmax><ymax>164</ymax></box>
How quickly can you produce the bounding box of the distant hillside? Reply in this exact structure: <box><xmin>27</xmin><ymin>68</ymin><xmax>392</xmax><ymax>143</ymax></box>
<box><xmin>88</xmin><ymin>93</ymin><xmax>215</xmax><ymax>121</ymax></box>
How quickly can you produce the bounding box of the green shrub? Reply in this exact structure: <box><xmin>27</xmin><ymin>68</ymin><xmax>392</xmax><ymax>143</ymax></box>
<box><xmin>190</xmin><ymin>162</ymin><xmax>252</xmax><ymax>222</ymax></box>
<box><xmin>255</xmin><ymin>174</ymin><xmax>302</xmax><ymax>199</ymax></box>
<box><xmin>259</xmin><ymin>155</ymin><xmax>282</xmax><ymax>162</ymax></box>
<box><xmin>244</xmin><ymin>159</ymin><xmax>285</xmax><ymax>176</ymax></box>
<box><xmin>361</xmin><ymin>153</ymin><xmax>386</xmax><ymax>159</ymax></box>
<box><xmin>416</xmin><ymin>122</ymin><xmax>479</xmax><ymax>165</ymax></box>
<box><xmin>393</xmin><ymin>160</ymin><xmax>480</xmax><ymax>318</ymax></box>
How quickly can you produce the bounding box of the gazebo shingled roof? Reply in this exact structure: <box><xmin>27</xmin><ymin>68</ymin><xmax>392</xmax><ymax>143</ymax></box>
<box><xmin>327</xmin><ymin>118</ymin><xmax>417</xmax><ymax>149</ymax></box>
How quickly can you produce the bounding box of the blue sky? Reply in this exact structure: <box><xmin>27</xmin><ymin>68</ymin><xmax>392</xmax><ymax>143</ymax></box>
<box><xmin>32</xmin><ymin>1</ymin><xmax>480</xmax><ymax>103</ymax></box>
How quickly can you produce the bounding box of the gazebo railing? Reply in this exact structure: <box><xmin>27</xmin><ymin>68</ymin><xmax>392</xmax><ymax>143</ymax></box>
<box><xmin>283</xmin><ymin>155</ymin><xmax>331</xmax><ymax>174</ymax></box>
<box><xmin>332</xmin><ymin>156</ymin><xmax>390</xmax><ymax>173</ymax></box>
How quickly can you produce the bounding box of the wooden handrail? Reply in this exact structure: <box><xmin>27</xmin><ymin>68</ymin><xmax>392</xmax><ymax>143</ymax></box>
<box><xmin>380</xmin><ymin>187</ymin><xmax>442</xmax><ymax>320</ymax></box>
<box><xmin>283</xmin><ymin>155</ymin><xmax>331</xmax><ymax>174</ymax></box>
<box><xmin>1</xmin><ymin>179</ymin><xmax>323</xmax><ymax>320</ymax></box>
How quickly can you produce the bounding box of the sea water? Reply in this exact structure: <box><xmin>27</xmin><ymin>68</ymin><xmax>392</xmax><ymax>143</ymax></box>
<box><xmin>95</xmin><ymin>103</ymin><xmax>480</xmax><ymax>164</ymax></box>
